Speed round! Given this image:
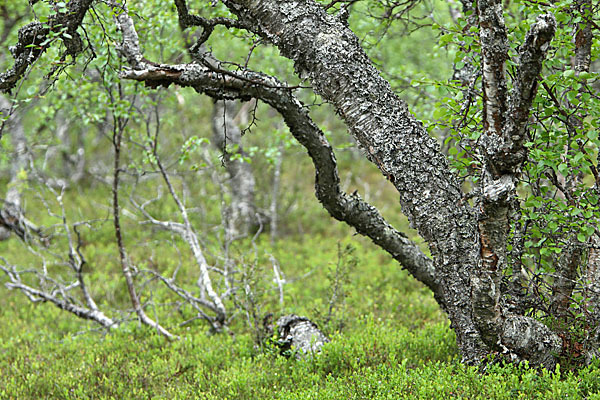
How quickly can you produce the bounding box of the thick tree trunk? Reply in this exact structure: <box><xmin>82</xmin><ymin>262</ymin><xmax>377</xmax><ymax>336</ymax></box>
<box><xmin>222</xmin><ymin>0</ymin><xmax>490</xmax><ymax>363</ymax></box>
<box><xmin>219</xmin><ymin>0</ymin><xmax>564</xmax><ymax>367</ymax></box>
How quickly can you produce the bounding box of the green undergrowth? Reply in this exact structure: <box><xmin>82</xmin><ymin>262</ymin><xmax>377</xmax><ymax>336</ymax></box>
<box><xmin>0</xmin><ymin>177</ymin><xmax>599</xmax><ymax>399</ymax></box>
<box><xmin>2</xmin><ymin>317</ymin><xmax>600</xmax><ymax>399</ymax></box>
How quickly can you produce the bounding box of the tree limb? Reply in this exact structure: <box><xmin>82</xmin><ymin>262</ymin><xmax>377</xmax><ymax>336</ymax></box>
<box><xmin>496</xmin><ymin>13</ymin><xmax>556</xmax><ymax>174</ymax></box>
<box><xmin>173</xmin><ymin>0</ymin><xmax>246</xmax><ymax>46</ymax></box>
<box><xmin>115</xmin><ymin>5</ymin><xmax>440</xmax><ymax>297</ymax></box>
<box><xmin>0</xmin><ymin>0</ymin><xmax>94</xmax><ymax>93</ymax></box>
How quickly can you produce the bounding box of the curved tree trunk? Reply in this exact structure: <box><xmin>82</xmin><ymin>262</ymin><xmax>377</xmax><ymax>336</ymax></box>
<box><xmin>222</xmin><ymin>0</ymin><xmax>490</xmax><ymax>363</ymax></box>
<box><xmin>220</xmin><ymin>0</ymin><xmax>561</xmax><ymax>367</ymax></box>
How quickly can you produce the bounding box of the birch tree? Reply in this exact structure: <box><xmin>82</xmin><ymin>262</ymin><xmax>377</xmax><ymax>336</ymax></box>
<box><xmin>1</xmin><ymin>0</ymin><xmax>599</xmax><ymax>369</ymax></box>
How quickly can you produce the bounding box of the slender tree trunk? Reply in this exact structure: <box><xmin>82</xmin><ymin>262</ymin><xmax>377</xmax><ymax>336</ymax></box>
<box><xmin>211</xmin><ymin>99</ymin><xmax>259</xmax><ymax>236</ymax></box>
<box><xmin>270</xmin><ymin>138</ymin><xmax>284</xmax><ymax>244</ymax></box>
<box><xmin>112</xmin><ymin>116</ymin><xmax>175</xmax><ymax>339</ymax></box>
<box><xmin>0</xmin><ymin>95</ymin><xmax>35</xmax><ymax>241</ymax></box>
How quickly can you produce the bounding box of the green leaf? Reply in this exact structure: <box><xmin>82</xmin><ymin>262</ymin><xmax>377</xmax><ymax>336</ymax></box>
<box><xmin>438</xmin><ymin>34</ymin><xmax>453</xmax><ymax>46</ymax></box>
<box><xmin>433</xmin><ymin>107</ymin><xmax>447</xmax><ymax>120</ymax></box>
<box><xmin>558</xmin><ymin>163</ymin><xmax>569</xmax><ymax>175</ymax></box>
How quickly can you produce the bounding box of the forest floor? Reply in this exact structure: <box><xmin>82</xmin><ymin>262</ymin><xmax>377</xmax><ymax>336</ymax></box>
<box><xmin>1</xmin><ymin>178</ymin><xmax>600</xmax><ymax>399</ymax></box>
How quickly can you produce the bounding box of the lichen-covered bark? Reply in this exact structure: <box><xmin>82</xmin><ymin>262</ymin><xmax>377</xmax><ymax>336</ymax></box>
<box><xmin>476</xmin><ymin>0</ymin><xmax>508</xmax><ymax>137</ymax></box>
<box><xmin>473</xmin><ymin>13</ymin><xmax>556</xmax><ymax>354</ymax></box>
<box><xmin>276</xmin><ymin>314</ymin><xmax>329</xmax><ymax>357</ymax></box>
<box><xmin>472</xmin><ymin>175</ymin><xmax>514</xmax><ymax>346</ymax></box>
<box><xmin>501</xmin><ymin>315</ymin><xmax>562</xmax><ymax>370</ymax></box>
<box><xmin>496</xmin><ymin>14</ymin><xmax>556</xmax><ymax>174</ymax></box>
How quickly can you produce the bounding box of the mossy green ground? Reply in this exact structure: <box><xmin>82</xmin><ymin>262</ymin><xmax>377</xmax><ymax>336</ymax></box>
<box><xmin>3</xmin><ymin>225</ymin><xmax>600</xmax><ymax>399</ymax></box>
<box><xmin>1</xmin><ymin>178</ymin><xmax>600</xmax><ymax>399</ymax></box>
<box><xmin>3</xmin><ymin>299</ymin><xmax>600</xmax><ymax>399</ymax></box>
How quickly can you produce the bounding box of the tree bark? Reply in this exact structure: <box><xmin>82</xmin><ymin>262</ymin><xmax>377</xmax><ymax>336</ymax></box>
<box><xmin>0</xmin><ymin>0</ymin><xmax>575</xmax><ymax>367</ymax></box>
<box><xmin>218</xmin><ymin>0</ymin><xmax>565</xmax><ymax>367</ymax></box>
<box><xmin>0</xmin><ymin>0</ymin><xmax>93</xmax><ymax>93</ymax></box>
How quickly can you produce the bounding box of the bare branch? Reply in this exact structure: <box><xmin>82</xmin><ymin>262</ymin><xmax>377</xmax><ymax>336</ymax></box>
<box><xmin>173</xmin><ymin>0</ymin><xmax>246</xmax><ymax>46</ymax></box>
<box><xmin>152</xmin><ymin>150</ymin><xmax>227</xmax><ymax>322</ymax></box>
<box><xmin>112</xmin><ymin>107</ymin><xmax>176</xmax><ymax>340</ymax></box>
<box><xmin>4</xmin><ymin>279</ymin><xmax>115</xmax><ymax>327</ymax></box>
<box><xmin>0</xmin><ymin>196</ymin><xmax>115</xmax><ymax>332</ymax></box>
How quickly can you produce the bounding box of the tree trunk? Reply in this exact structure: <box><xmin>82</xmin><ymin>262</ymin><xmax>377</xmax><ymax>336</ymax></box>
<box><xmin>211</xmin><ymin>99</ymin><xmax>260</xmax><ymax>236</ymax></box>
<box><xmin>220</xmin><ymin>0</ymin><xmax>563</xmax><ymax>367</ymax></box>
<box><xmin>222</xmin><ymin>0</ymin><xmax>493</xmax><ymax>363</ymax></box>
<box><xmin>2</xmin><ymin>0</ymin><xmax>582</xmax><ymax>368</ymax></box>
<box><xmin>0</xmin><ymin>95</ymin><xmax>35</xmax><ymax>241</ymax></box>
